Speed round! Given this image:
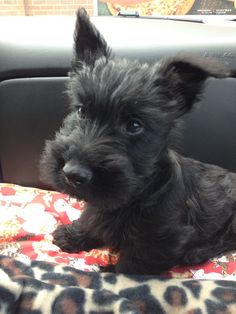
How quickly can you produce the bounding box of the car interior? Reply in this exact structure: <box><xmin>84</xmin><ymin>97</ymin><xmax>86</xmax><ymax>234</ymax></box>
<box><xmin>0</xmin><ymin>11</ymin><xmax>236</xmax><ymax>313</ymax></box>
<box><xmin>1</xmin><ymin>16</ymin><xmax>236</xmax><ymax>187</ymax></box>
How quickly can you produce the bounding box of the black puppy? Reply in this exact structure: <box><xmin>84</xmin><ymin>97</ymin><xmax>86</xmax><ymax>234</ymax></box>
<box><xmin>40</xmin><ymin>8</ymin><xmax>236</xmax><ymax>275</ymax></box>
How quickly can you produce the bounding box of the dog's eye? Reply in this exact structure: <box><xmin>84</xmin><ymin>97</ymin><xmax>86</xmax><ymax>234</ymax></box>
<box><xmin>126</xmin><ymin>119</ymin><xmax>144</xmax><ymax>135</ymax></box>
<box><xmin>76</xmin><ymin>105</ymin><xmax>85</xmax><ymax>119</ymax></box>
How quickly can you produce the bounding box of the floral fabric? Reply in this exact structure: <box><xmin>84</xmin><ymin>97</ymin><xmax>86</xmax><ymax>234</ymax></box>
<box><xmin>0</xmin><ymin>183</ymin><xmax>117</xmax><ymax>271</ymax></box>
<box><xmin>0</xmin><ymin>183</ymin><xmax>236</xmax><ymax>280</ymax></box>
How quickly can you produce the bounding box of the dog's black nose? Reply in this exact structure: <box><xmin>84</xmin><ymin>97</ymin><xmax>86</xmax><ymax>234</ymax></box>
<box><xmin>62</xmin><ymin>160</ymin><xmax>92</xmax><ymax>186</ymax></box>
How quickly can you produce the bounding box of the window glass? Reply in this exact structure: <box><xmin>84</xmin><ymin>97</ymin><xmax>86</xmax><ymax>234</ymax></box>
<box><xmin>98</xmin><ymin>0</ymin><xmax>236</xmax><ymax>16</ymax></box>
<box><xmin>0</xmin><ymin>0</ymin><xmax>235</xmax><ymax>16</ymax></box>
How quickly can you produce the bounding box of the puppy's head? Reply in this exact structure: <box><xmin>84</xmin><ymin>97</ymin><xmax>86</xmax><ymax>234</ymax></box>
<box><xmin>40</xmin><ymin>8</ymin><xmax>230</xmax><ymax>210</ymax></box>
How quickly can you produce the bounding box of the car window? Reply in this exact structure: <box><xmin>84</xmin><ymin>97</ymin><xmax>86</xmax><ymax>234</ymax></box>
<box><xmin>98</xmin><ymin>0</ymin><xmax>236</xmax><ymax>16</ymax></box>
<box><xmin>0</xmin><ymin>0</ymin><xmax>236</xmax><ymax>17</ymax></box>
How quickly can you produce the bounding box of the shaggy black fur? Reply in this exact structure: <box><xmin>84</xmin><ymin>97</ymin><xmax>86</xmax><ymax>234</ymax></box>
<box><xmin>40</xmin><ymin>8</ymin><xmax>236</xmax><ymax>275</ymax></box>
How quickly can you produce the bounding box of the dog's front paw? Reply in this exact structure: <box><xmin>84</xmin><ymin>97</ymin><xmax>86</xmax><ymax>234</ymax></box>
<box><xmin>53</xmin><ymin>224</ymin><xmax>85</xmax><ymax>253</ymax></box>
<box><xmin>99</xmin><ymin>264</ymin><xmax>116</xmax><ymax>273</ymax></box>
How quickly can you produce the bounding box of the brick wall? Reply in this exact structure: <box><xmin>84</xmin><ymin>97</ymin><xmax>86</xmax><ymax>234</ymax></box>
<box><xmin>0</xmin><ymin>0</ymin><xmax>25</xmax><ymax>15</ymax></box>
<box><xmin>0</xmin><ymin>0</ymin><xmax>94</xmax><ymax>16</ymax></box>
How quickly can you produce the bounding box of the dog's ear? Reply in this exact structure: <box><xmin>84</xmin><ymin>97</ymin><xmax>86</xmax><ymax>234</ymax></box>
<box><xmin>157</xmin><ymin>56</ymin><xmax>231</xmax><ymax>118</ymax></box>
<box><xmin>73</xmin><ymin>8</ymin><xmax>111</xmax><ymax>66</ymax></box>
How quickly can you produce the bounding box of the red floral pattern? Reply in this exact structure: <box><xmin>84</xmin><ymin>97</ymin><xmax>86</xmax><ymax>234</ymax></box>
<box><xmin>1</xmin><ymin>183</ymin><xmax>236</xmax><ymax>279</ymax></box>
<box><xmin>0</xmin><ymin>183</ymin><xmax>117</xmax><ymax>271</ymax></box>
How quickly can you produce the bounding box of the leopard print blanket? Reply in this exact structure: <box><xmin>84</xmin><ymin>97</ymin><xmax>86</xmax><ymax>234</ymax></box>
<box><xmin>1</xmin><ymin>255</ymin><xmax>236</xmax><ymax>313</ymax></box>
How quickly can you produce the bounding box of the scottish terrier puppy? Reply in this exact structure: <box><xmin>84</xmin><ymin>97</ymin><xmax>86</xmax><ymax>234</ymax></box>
<box><xmin>40</xmin><ymin>8</ymin><xmax>236</xmax><ymax>275</ymax></box>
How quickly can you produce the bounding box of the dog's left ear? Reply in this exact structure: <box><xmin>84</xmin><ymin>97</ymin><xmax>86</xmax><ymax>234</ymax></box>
<box><xmin>157</xmin><ymin>56</ymin><xmax>231</xmax><ymax>118</ymax></box>
<box><xmin>73</xmin><ymin>8</ymin><xmax>111</xmax><ymax>66</ymax></box>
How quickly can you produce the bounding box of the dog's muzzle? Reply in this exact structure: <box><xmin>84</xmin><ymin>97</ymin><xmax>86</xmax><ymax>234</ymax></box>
<box><xmin>62</xmin><ymin>159</ymin><xmax>92</xmax><ymax>187</ymax></box>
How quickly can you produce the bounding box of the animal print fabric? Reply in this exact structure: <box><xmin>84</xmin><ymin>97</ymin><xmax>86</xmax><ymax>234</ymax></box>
<box><xmin>1</xmin><ymin>254</ymin><xmax>236</xmax><ymax>314</ymax></box>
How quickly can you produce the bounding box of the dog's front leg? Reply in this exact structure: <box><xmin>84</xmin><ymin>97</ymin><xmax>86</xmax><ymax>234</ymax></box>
<box><xmin>114</xmin><ymin>253</ymin><xmax>165</xmax><ymax>275</ymax></box>
<box><xmin>114</xmin><ymin>226</ymin><xmax>197</xmax><ymax>275</ymax></box>
<box><xmin>53</xmin><ymin>218</ymin><xmax>104</xmax><ymax>253</ymax></box>
<box><xmin>114</xmin><ymin>248</ymin><xmax>167</xmax><ymax>275</ymax></box>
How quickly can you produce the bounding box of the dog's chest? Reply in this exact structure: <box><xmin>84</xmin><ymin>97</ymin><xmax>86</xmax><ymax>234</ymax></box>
<box><xmin>88</xmin><ymin>207</ymin><xmax>143</xmax><ymax>249</ymax></box>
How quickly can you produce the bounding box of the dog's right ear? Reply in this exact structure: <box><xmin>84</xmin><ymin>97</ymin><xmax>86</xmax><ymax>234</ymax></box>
<box><xmin>73</xmin><ymin>8</ymin><xmax>111</xmax><ymax>66</ymax></box>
